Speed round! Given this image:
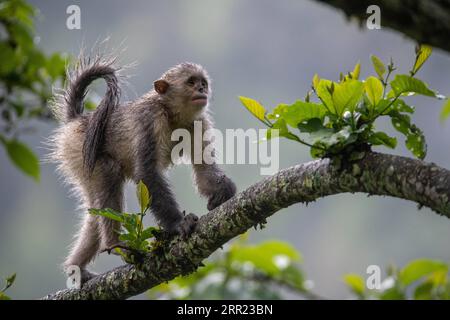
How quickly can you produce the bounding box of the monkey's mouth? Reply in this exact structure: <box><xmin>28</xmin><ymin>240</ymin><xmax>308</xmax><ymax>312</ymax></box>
<box><xmin>192</xmin><ymin>94</ymin><xmax>208</xmax><ymax>106</ymax></box>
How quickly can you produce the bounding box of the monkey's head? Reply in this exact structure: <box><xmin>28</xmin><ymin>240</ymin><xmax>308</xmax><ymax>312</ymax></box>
<box><xmin>153</xmin><ymin>63</ymin><xmax>211</xmax><ymax>121</ymax></box>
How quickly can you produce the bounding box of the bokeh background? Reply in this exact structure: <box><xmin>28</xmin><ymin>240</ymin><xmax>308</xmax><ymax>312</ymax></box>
<box><xmin>1</xmin><ymin>0</ymin><xmax>450</xmax><ymax>299</ymax></box>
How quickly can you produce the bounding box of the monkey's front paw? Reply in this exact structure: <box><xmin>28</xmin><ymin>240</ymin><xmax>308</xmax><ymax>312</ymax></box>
<box><xmin>207</xmin><ymin>178</ymin><xmax>237</xmax><ymax>211</ymax></box>
<box><xmin>176</xmin><ymin>212</ymin><xmax>198</xmax><ymax>239</ymax></box>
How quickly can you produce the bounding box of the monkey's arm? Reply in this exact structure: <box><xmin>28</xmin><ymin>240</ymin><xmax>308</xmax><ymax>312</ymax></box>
<box><xmin>193</xmin><ymin>163</ymin><xmax>236</xmax><ymax>211</ymax></box>
<box><xmin>192</xmin><ymin>118</ymin><xmax>236</xmax><ymax>210</ymax></box>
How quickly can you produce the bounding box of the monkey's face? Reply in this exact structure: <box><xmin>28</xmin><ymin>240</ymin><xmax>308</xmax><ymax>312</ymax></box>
<box><xmin>154</xmin><ymin>64</ymin><xmax>211</xmax><ymax>119</ymax></box>
<box><xmin>184</xmin><ymin>74</ymin><xmax>209</xmax><ymax>108</ymax></box>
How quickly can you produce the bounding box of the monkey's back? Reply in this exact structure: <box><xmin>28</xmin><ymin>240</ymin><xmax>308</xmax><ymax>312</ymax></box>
<box><xmin>104</xmin><ymin>99</ymin><xmax>175</xmax><ymax>177</ymax></box>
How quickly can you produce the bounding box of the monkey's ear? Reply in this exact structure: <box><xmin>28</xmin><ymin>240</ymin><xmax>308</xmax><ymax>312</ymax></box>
<box><xmin>154</xmin><ymin>79</ymin><xmax>170</xmax><ymax>94</ymax></box>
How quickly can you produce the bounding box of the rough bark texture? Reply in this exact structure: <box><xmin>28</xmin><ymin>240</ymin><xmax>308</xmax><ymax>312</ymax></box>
<box><xmin>314</xmin><ymin>0</ymin><xmax>450</xmax><ymax>53</ymax></box>
<box><xmin>41</xmin><ymin>152</ymin><xmax>450</xmax><ymax>300</ymax></box>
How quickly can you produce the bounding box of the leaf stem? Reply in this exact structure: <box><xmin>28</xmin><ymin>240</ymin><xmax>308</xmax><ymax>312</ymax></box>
<box><xmin>288</xmin><ymin>133</ymin><xmax>326</xmax><ymax>150</ymax></box>
<box><xmin>382</xmin><ymin>66</ymin><xmax>394</xmax><ymax>99</ymax></box>
<box><xmin>371</xmin><ymin>93</ymin><xmax>401</xmax><ymax>120</ymax></box>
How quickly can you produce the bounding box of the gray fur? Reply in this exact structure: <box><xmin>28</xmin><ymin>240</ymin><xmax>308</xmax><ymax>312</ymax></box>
<box><xmin>49</xmin><ymin>57</ymin><xmax>236</xmax><ymax>282</ymax></box>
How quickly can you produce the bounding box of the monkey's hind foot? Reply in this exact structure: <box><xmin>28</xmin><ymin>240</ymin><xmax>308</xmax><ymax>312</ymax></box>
<box><xmin>77</xmin><ymin>269</ymin><xmax>98</xmax><ymax>286</ymax></box>
<box><xmin>176</xmin><ymin>212</ymin><xmax>198</xmax><ymax>239</ymax></box>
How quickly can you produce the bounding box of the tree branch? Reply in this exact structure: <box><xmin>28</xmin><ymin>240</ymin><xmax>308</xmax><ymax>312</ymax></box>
<box><xmin>41</xmin><ymin>152</ymin><xmax>450</xmax><ymax>300</ymax></box>
<box><xmin>312</xmin><ymin>0</ymin><xmax>450</xmax><ymax>53</ymax></box>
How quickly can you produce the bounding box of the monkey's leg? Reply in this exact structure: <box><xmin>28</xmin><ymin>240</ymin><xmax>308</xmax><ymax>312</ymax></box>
<box><xmin>96</xmin><ymin>178</ymin><xmax>124</xmax><ymax>251</ymax></box>
<box><xmin>64</xmin><ymin>159</ymin><xmax>124</xmax><ymax>280</ymax></box>
<box><xmin>134</xmin><ymin>164</ymin><xmax>197</xmax><ymax>237</ymax></box>
<box><xmin>64</xmin><ymin>213</ymin><xmax>100</xmax><ymax>271</ymax></box>
<box><xmin>135</xmin><ymin>166</ymin><xmax>183</xmax><ymax>231</ymax></box>
<box><xmin>86</xmin><ymin>159</ymin><xmax>125</xmax><ymax>251</ymax></box>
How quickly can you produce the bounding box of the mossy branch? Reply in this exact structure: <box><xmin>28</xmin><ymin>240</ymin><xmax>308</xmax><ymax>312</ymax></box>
<box><xmin>42</xmin><ymin>152</ymin><xmax>450</xmax><ymax>300</ymax></box>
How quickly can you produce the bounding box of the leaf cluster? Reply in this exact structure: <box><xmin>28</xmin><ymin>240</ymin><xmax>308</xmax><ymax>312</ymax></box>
<box><xmin>241</xmin><ymin>45</ymin><xmax>444</xmax><ymax>160</ymax></box>
<box><xmin>345</xmin><ymin>259</ymin><xmax>450</xmax><ymax>300</ymax></box>
<box><xmin>0</xmin><ymin>0</ymin><xmax>67</xmax><ymax>181</ymax></box>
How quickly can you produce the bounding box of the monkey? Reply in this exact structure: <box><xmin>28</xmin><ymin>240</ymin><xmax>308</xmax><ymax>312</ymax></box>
<box><xmin>49</xmin><ymin>54</ymin><xmax>236</xmax><ymax>283</ymax></box>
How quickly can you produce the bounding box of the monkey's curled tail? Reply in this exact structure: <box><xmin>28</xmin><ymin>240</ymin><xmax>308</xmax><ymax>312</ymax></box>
<box><xmin>50</xmin><ymin>54</ymin><xmax>121</xmax><ymax>175</ymax></box>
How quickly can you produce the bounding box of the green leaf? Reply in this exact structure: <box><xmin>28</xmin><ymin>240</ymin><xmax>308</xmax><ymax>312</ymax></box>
<box><xmin>297</xmin><ymin>118</ymin><xmax>325</xmax><ymax>133</ymax></box>
<box><xmin>119</xmin><ymin>233</ymin><xmax>136</xmax><ymax>242</ymax></box>
<box><xmin>281</xmin><ymin>100</ymin><xmax>327</xmax><ymax>128</ymax></box>
<box><xmin>267</xmin><ymin>103</ymin><xmax>288</xmax><ymax>120</ymax></box>
<box><xmin>267</xmin><ymin>119</ymin><xmax>303</xmax><ymax>143</ymax></box>
<box><xmin>84</xmin><ymin>100</ymin><xmax>97</xmax><ymax>111</ymax></box>
<box><xmin>310</xmin><ymin>126</ymin><xmax>356</xmax><ymax>149</ymax></box>
<box><xmin>343</xmin><ymin>274</ymin><xmax>365</xmax><ymax>297</ymax></box>
<box><xmin>379</xmin><ymin>287</ymin><xmax>405</xmax><ymax>300</ymax></box>
<box><xmin>312</xmin><ymin>74</ymin><xmax>320</xmax><ymax>90</ymax></box>
<box><xmin>351</xmin><ymin>61</ymin><xmax>361</xmax><ymax>80</ymax></box>
<box><xmin>390</xmin><ymin>75</ymin><xmax>436</xmax><ymax>97</ymax></box>
<box><xmin>316</xmin><ymin>79</ymin><xmax>335</xmax><ymax>114</ymax></box>
<box><xmin>371</xmin><ymin>55</ymin><xmax>386</xmax><ymax>79</ymax></box>
<box><xmin>414</xmin><ymin>281</ymin><xmax>434</xmax><ymax>300</ymax></box>
<box><xmin>405</xmin><ymin>127</ymin><xmax>427</xmax><ymax>160</ymax></box>
<box><xmin>332</xmin><ymin>79</ymin><xmax>364</xmax><ymax>115</ymax></box>
<box><xmin>390</xmin><ymin>112</ymin><xmax>411</xmax><ymax>136</ymax></box>
<box><xmin>399</xmin><ymin>259</ymin><xmax>448</xmax><ymax>286</ymax></box>
<box><xmin>3</xmin><ymin>139</ymin><xmax>40</xmax><ymax>181</ymax></box>
<box><xmin>141</xmin><ymin>226</ymin><xmax>158</xmax><ymax>240</ymax></box>
<box><xmin>309</xmin><ymin>127</ymin><xmax>335</xmax><ymax>145</ymax></box>
<box><xmin>267</xmin><ymin>118</ymin><xmax>287</xmax><ymax>139</ymax></box>
<box><xmin>0</xmin><ymin>43</ymin><xmax>17</xmax><ymax>75</ymax></box>
<box><xmin>412</xmin><ymin>45</ymin><xmax>432</xmax><ymax>75</ymax></box>
<box><xmin>88</xmin><ymin>208</ymin><xmax>124</xmax><ymax>222</ymax></box>
<box><xmin>239</xmin><ymin>96</ymin><xmax>266</xmax><ymax>122</ymax></box>
<box><xmin>364</xmin><ymin>76</ymin><xmax>383</xmax><ymax>108</ymax></box>
<box><xmin>310</xmin><ymin>142</ymin><xmax>327</xmax><ymax>158</ymax></box>
<box><xmin>280</xmin><ymin>266</ymin><xmax>305</xmax><ymax>291</ymax></box>
<box><xmin>136</xmin><ymin>180</ymin><xmax>151</xmax><ymax>213</ymax></box>
<box><xmin>368</xmin><ymin>132</ymin><xmax>397</xmax><ymax>149</ymax></box>
<box><xmin>392</xmin><ymin>99</ymin><xmax>414</xmax><ymax>114</ymax></box>
<box><xmin>440</xmin><ymin>99</ymin><xmax>450</xmax><ymax>122</ymax></box>
<box><xmin>0</xmin><ymin>292</ymin><xmax>11</xmax><ymax>300</ymax></box>
<box><xmin>388</xmin><ymin>112</ymin><xmax>427</xmax><ymax>159</ymax></box>
<box><xmin>123</xmin><ymin>213</ymin><xmax>139</xmax><ymax>228</ymax></box>
<box><xmin>5</xmin><ymin>273</ymin><xmax>16</xmax><ymax>290</ymax></box>
<box><xmin>46</xmin><ymin>53</ymin><xmax>66</xmax><ymax>80</ymax></box>
<box><xmin>374</xmin><ymin>99</ymin><xmax>414</xmax><ymax>116</ymax></box>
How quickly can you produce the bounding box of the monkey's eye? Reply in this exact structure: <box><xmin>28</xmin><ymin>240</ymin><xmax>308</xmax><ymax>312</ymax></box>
<box><xmin>187</xmin><ymin>77</ymin><xmax>195</xmax><ymax>86</ymax></box>
<box><xmin>201</xmin><ymin>79</ymin><xmax>208</xmax><ymax>88</ymax></box>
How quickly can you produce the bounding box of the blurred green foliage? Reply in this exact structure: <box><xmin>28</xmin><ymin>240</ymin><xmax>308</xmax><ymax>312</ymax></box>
<box><xmin>147</xmin><ymin>233</ymin><xmax>450</xmax><ymax>300</ymax></box>
<box><xmin>241</xmin><ymin>45</ymin><xmax>448</xmax><ymax>161</ymax></box>
<box><xmin>148</xmin><ymin>234</ymin><xmax>313</xmax><ymax>300</ymax></box>
<box><xmin>0</xmin><ymin>0</ymin><xmax>67</xmax><ymax>180</ymax></box>
<box><xmin>345</xmin><ymin>259</ymin><xmax>450</xmax><ymax>300</ymax></box>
